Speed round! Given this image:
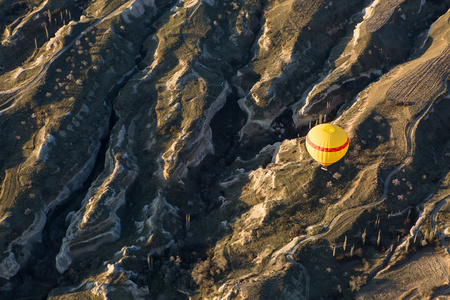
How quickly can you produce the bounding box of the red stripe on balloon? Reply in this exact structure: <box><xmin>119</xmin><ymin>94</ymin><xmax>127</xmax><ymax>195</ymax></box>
<box><xmin>306</xmin><ymin>135</ymin><xmax>349</xmax><ymax>152</ymax></box>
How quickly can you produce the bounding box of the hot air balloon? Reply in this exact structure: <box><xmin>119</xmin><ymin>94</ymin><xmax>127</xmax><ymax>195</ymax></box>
<box><xmin>305</xmin><ymin>123</ymin><xmax>349</xmax><ymax>169</ymax></box>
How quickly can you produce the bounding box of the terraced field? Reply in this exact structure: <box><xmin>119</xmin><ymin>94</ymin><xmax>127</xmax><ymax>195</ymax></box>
<box><xmin>385</xmin><ymin>45</ymin><xmax>450</xmax><ymax>108</ymax></box>
<box><xmin>365</xmin><ymin>0</ymin><xmax>404</xmax><ymax>33</ymax></box>
<box><xmin>0</xmin><ymin>0</ymin><xmax>449</xmax><ymax>299</ymax></box>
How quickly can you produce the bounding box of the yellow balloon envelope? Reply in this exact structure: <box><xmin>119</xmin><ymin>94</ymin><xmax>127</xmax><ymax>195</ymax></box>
<box><xmin>306</xmin><ymin>123</ymin><xmax>349</xmax><ymax>167</ymax></box>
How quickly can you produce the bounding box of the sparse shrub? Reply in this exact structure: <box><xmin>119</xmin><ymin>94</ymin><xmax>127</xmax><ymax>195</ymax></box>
<box><xmin>423</xmin><ymin>228</ymin><xmax>437</xmax><ymax>245</ymax></box>
<box><xmin>159</xmin><ymin>256</ymin><xmax>194</xmax><ymax>290</ymax></box>
<box><xmin>326</xmin><ymin>181</ymin><xmax>333</xmax><ymax>188</ymax></box>
<box><xmin>214</xmin><ymin>254</ymin><xmax>229</xmax><ymax>274</ymax></box>
<box><xmin>349</xmin><ymin>275</ymin><xmax>367</xmax><ymax>292</ymax></box>
<box><xmin>289</xmin><ymin>224</ymin><xmax>304</xmax><ymax>238</ymax></box>
<box><xmin>373</xmin><ymin>115</ymin><xmax>383</xmax><ymax>123</ymax></box>
<box><xmin>191</xmin><ymin>258</ymin><xmax>214</xmax><ymax>286</ymax></box>
<box><xmin>350</xmin><ymin>149</ymin><xmax>359</xmax><ymax>157</ymax></box>
<box><xmin>332</xmin><ymin>172</ymin><xmax>341</xmax><ymax>179</ymax></box>
<box><xmin>392</xmin><ymin>178</ymin><xmax>400</xmax><ymax>186</ymax></box>
<box><xmin>405</xmin><ymin>181</ymin><xmax>413</xmax><ymax>190</ymax></box>
<box><xmin>160</xmin><ymin>260</ymin><xmax>178</xmax><ymax>285</ymax></box>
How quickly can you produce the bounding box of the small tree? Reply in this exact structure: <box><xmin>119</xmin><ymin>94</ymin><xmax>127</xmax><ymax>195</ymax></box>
<box><xmin>349</xmin><ymin>275</ymin><xmax>367</xmax><ymax>292</ymax></box>
<box><xmin>191</xmin><ymin>258</ymin><xmax>213</xmax><ymax>287</ymax></box>
<box><xmin>185</xmin><ymin>214</ymin><xmax>190</xmax><ymax>230</ymax></box>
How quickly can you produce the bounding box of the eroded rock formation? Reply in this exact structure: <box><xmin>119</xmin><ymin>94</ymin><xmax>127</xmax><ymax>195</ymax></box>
<box><xmin>0</xmin><ymin>0</ymin><xmax>450</xmax><ymax>299</ymax></box>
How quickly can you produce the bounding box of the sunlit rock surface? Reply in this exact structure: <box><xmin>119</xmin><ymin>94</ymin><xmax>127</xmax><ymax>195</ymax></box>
<box><xmin>1</xmin><ymin>0</ymin><xmax>450</xmax><ymax>299</ymax></box>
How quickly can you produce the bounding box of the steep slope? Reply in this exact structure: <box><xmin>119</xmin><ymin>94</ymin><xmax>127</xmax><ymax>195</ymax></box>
<box><xmin>0</xmin><ymin>0</ymin><xmax>449</xmax><ymax>299</ymax></box>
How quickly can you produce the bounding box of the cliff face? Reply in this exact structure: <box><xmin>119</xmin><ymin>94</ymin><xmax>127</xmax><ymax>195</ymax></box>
<box><xmin>1</xmin><ymin>0</ymin><xmax>450</xmax><ymax>299</ymax></box>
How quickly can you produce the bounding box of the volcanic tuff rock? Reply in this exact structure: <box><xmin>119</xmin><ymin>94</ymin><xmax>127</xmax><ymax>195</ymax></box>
<box><xmin>1</xmin><ymin>0</ymin><xmax>450</xmax><ymax>299</ymax></box>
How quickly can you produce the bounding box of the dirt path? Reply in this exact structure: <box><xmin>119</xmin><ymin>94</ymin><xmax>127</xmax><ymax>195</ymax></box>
<box><xmin>285</xmin><ymin>243</ymin><xmax>310</xmax><ymax>300</ymax></box>
<box><xmin>431</xmin><ymin>196</ymin><xmax>450</xmax><ymax>255</ymax></box>
<box><xmin>332</xmin><ymin>163</ymin><xmax>380</xmax><ymax>209</ymax></box>
<box><xmin>284</xmin><ymin>78</ymin><xmax>443</xmax><ymax>292</ymax></box>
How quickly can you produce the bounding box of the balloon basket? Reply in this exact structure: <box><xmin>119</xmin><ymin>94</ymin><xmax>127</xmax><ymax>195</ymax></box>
<box><xmin>321</xmin><ymin>166</ymin><xmax>328</xmax><ymax>171</ymax></box>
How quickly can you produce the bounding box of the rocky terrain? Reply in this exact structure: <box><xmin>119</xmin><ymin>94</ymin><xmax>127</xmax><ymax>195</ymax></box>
<box><xmin>0</xmin><ymin>0</ymin><xmax>450</xmax><ymax>299</ymax></box>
